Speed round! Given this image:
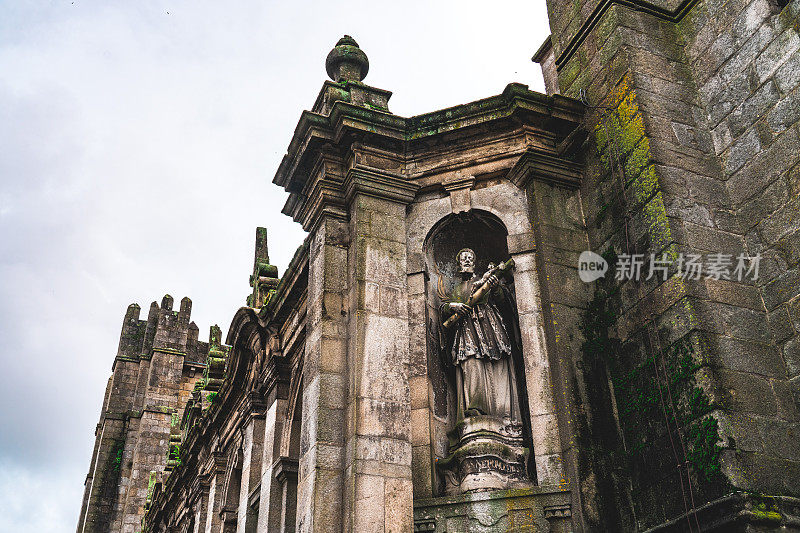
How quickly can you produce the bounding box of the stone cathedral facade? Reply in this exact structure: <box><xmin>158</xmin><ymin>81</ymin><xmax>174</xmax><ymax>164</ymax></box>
<box><xmin>78</xmin><ymin>0</ymin><xmax>800</xmax><ymax>529</ymax></box>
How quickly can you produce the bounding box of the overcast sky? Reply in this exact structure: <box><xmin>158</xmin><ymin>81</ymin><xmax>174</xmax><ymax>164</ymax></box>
<box><xmin>0</xmin><ymin>1</ymin><xmax>549</xmax><ymax>530</ymax></box>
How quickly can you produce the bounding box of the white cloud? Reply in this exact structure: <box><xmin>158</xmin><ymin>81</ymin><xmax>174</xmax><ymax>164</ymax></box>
<box><xmin>0</xmin><ymin>461</ymin><xmax>82</xmax><ymax>531</ymax></box>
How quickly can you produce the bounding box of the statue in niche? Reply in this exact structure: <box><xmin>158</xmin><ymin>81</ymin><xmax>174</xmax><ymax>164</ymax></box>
<box><xmin>439</xmin><ymin>248</ymin><xmax>521</xmax><ymax>425</ymax></box>
<box><xmin>436</xmin><ymin>246</ymin><xmax>532</xmax><ymax>493</ymax></box>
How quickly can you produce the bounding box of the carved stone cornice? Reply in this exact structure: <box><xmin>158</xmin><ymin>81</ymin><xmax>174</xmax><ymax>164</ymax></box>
<box><xmin>507</xmin><ymin>147</ymin><xmax>583</xmax><ymax>190</ymax></box>
<box><xmin>344</xmin><ymin>166</ymin><xmax>419</xmax><ymax>206</ymax></box>
<box><xmin>274</xmin><ymin>82</ymin><xmax>584</xmax><ymax>231</ymax></box>
<box><xmin>284</xmin><ymin>147</ymin><xmax>348</xmax><ymax>232</ymax></box>
<box><xmin>547</xmin><ymin>0</ymin><xmax>699</xmax><ymax>71</ymax></box>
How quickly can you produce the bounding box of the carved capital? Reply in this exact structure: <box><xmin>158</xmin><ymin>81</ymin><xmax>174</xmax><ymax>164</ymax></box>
<box><xmin>258</xmin><ymin>351</ymin><xmax>291</xmax><ymax>400</ymax></box>
<box><xmin>211</xmin><ymin>451</ymin><xmax>228</xmax><ymax>476</ymax></box>
<box><xmin>274</xmin><ymin>456</ymin><xmax>299</xmax><ymax>484</ymax></box>
<box><xmin>507</xmin><ymin>147</ymin><xmax>582</xmax><ymax>189</ymax></box>
<box><xmin>242</xmin><ymin>391</ymin><xmax>267</xmax><ymax>420</ymax></box>
<box><xmin>344</xmin><ymin>167</ymin><xmax>419</xmax><ymax>205</ymax></box>
<box><xmin>287</xmin><ymin>147</ymin><xmax>349</xmax><ymax>232</ymax></box>
<box><xmin>442</xmin><ymin>174</ymin><xmax>475</xmax><ymax>213</ymax></box>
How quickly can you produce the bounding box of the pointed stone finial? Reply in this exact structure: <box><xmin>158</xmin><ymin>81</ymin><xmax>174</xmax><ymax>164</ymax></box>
<box><xmin>326</xmin><ymin>35</ymin><xmax>369</xmax><ymax>82</ymax></box>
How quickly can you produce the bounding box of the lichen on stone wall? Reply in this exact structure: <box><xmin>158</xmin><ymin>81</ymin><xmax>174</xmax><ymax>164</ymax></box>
<box><xmin>593</xmin><ymin>76</ymin><xmax>673</xmax><ymax>253</ymax></box>
<box><xmin>750</xmin><ymin>494</ymin><xmax>783</xmax><ymax>523</ymax></box>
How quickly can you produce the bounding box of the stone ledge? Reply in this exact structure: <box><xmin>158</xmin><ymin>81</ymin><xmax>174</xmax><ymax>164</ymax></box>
<box><xmin>551</xmin><ymin>0</ymin><xmax>700</xmax><ymax>71</ymax></box>
<box><xmin>414</xmin><ymin>486</ymin><xmax>572</xmax><ymax>532</ymax></box>
<box><xmin>643</xmin><ymin>492</ymin><xmax>800</xmax><ymax>532</ymax></box>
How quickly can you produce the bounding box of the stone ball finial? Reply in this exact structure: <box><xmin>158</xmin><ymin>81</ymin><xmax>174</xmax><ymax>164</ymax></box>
<box><xmin>326</xmin><ymin>35</ymin><xmax>369</xmax><ymax>83</ymax></box>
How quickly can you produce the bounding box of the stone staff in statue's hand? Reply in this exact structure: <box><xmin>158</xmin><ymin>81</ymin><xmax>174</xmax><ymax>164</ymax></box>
<box><xmin>443</xmin><ymin>257</ymin><xmax>515</xmax><ymax>329</ymax></box>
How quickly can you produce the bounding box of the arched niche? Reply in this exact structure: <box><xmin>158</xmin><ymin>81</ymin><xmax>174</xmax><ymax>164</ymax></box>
<box><xmin>422</xmin><ymin>209</ymin><xmax>536</xmax><ymax>493</ymax></box>
<box><xmin>422</xmin><ymin>210</ymin><xmax>512</xmax><ymax>419</ymax></box>
<box><xmin>406</xmin><ymin>181</ymin><xmax>566</xmax><ymax>489</ymax></box>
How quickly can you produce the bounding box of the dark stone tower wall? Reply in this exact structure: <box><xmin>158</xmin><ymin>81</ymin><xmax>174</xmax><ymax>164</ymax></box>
<box><xmin>538</xmin><ymin>0</ymin><xmax>800</xmax><ymax>529</ymax></box>
<box><xmin>77</xmin><ymin>296</ymin><xmax>212</xmax><ymax>533</ymax></box>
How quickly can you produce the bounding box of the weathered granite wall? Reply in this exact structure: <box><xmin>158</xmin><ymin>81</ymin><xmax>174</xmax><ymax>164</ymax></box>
<box><xmin>537</xmin><ymin>0</ymin><xmax>800</xmax><ymax>529</ymax></box>
<box><xmin>77</xmin><ymin>296</ymin><xmax>212</xmax><ymax>533</ymax></box>
<box><xmin>679</xmin><ymin>0</ymin><xmax>800</xmax><ymax>430</ymax></box>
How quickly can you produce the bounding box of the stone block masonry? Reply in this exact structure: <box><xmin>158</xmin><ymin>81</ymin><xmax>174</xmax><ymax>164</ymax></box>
<box><xmin>537</xmin><ymin>0</ymin><xmax>800</xmax><ymax>529</ymax></box>
<box><xmin>76</xmin><ymin>296</ymin><xmax>218</xmax><ymax>533</ymax></box>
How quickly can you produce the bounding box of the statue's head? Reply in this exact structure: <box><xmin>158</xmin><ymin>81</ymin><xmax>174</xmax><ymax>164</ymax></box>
<box><xmin>456</xmin><ymin>248</ymin><xmax>476</xmax><ymax>274</ymax></box>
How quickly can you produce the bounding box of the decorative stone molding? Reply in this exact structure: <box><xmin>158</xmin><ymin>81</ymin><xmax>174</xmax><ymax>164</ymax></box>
<box><xmin>343</xmin><ymin>166</ymin><xmax>419</xmax><ymax>205</ymax></box>
<box><xmin>441</xmin><ymin>175</ymin><xmax>475</xmax><ymax>213</ymax></box>
<box><xmin>290</xmin><ymin>149</ymin><xmax>348</xmax><ymax>232</ymax></box>
<box><xmin>436</xmin><ymin>416</ymin><xmax>532</xmax><ymax>494</ymax></box>
<box><xmin>506</xmin><ymin>147</ymin><xmax>583</xmax><ymax>189</ymax></box>
<box><xmin>273</xmin><ymin>457</ymin><xmax>299</xmax><ymax>484</ymax></box>
<box><xmin>413</xmin><ymin>486</ymin><xmax>572</xmax><ymax>533</ymax></box>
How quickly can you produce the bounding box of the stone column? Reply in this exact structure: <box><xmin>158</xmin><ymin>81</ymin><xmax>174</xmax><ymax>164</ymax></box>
<box><xmin>275</xmin><ymin>459</ymin><xmax>299</xmax><ymax>533</ymax></box>
<box><xmin>191</xmin><ymin>477</ymin><xmax>209</xmax><ymax>533</ymax></box>
<box><xmin>342</xmin><ymin>166</ymin><xmax>418</xmax><ymax>533</ymax></box>
<box><xmin>511</xmin><ymin>249</ymin><xmax>565</xmax><ymax>485</ymax></box>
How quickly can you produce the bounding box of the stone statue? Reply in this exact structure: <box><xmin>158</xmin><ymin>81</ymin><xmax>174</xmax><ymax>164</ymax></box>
<box><xmin>437</xmin><ymin>248</ymin><xmax>531</xmax><ymax>493</ymax></box>
<box><xmin>440</xmin><ymin>248</ymin><xmax>521</xmax><ymax>424</ymax></box>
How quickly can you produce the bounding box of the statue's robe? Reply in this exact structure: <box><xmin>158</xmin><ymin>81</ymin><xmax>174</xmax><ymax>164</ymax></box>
<box><xmin>441</xmin><ymin>275</ymin><xmax>522</xmax><ymax>423</ymax></box>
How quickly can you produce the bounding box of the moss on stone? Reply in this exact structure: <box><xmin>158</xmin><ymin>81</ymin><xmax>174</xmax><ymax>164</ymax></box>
<box><xmin>751</xmin><ymin>495</ymin><xmax>783</xmax><ymax>523</ymax></box>
<box><xmin>686</xmin><ymin>416</ymin><xmax>723</xmax><ymax>482</ymax></box>
<box><xmin>581</xmin><ymin>275</ymin><xmax>724</xmax><ymax>488</ymax></box>
<box><xmin>592</xmin><ymin>76</ymin><xmax>675</xmax><ymax>254</ymax></box>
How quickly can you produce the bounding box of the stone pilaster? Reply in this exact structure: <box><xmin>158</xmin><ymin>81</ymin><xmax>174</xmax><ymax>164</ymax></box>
<box><xmin>256</xmin><ymin>398</ymin><xmax>288</xmax><ymax>531</ymax></box>
<box><xmin>342</xmin><ymin>166</ymin><xmax>419</xmax><ymax>532</ymax></box>
<box><xmin>204</xmin><ymin>452</ymin><xmax>227</xmax><ymax>533</ymax></box>
<box><xmin>191</xmin><ymin>477</ymin><xmax>210</xmax><ymax>533</ymax></box>
<box><xmin>236</xmin><ymin>393</ymin><xmax>266</xmax><ymax>533</ymax></box>
<box><xmin>256</xmin><ymin>352</ymin><xmax>291</xmax><ymax>532</ymax></box>
<box><xmin>510</xmin><ymin>250</ymin><xmax>565</xmax><ymax>485</ymax></box>
<box><xmin>296</xmin><ymin>213</ymin><xmax>349</xmax><ymax>533</ymax></box>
